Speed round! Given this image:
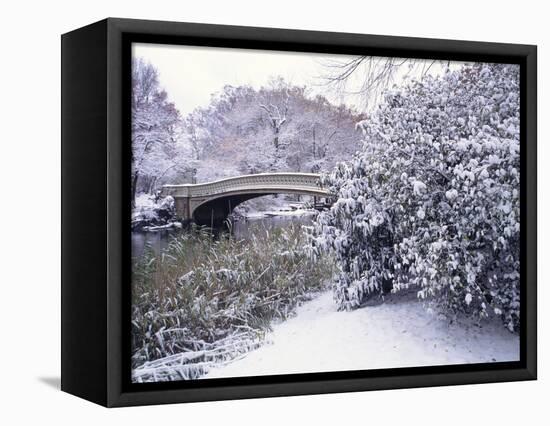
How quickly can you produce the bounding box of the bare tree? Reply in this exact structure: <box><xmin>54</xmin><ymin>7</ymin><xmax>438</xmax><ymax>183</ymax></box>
<box><xmin>321</xmin><ymin>56</ymin><xmax>447</xmax><ymax>109</ymax></box>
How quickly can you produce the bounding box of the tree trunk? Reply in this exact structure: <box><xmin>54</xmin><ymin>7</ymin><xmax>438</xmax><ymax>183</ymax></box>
<box><xmin>148</xmin><ymin>176</ymin><xmax>157</xmax><ymax>194</ymax></box>
<box><xmin>273</xmin><ymin>127</ymin><xmax>279</xmax><ymax>149</ymax></box>
<box><xmin>312</xmin><ymin>126</ymin><xmax>316</xmax><ymax>159</ymax></box>
<box><xmin>131</xmin><ymin>172</ymin><xmax>139</xmax><ymax>207</ymax></box>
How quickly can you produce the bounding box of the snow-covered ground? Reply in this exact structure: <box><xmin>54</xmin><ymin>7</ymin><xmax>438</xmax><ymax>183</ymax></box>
<box><xmin>233</xmin><ymin>196</ymin><xmax>317</xmax><ymax>219</ymax></box>
<box><xmin>205</xmin><ymin>290</ymin><xmax>519</xmax><ymax>379</ymax></box>
<box><xmin>242</xmin><ymin>208</ymin><xmax>317</xmax><ymax>219</ymax></box>
<box><xmin>132</xmin><ymin>193</ymin><xmax>179</xmax><ymax>232</ymax></box>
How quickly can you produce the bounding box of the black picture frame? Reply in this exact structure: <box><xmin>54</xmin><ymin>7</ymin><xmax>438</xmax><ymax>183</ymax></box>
<box><xmin>61</xmin><ymin>17</ymin><xmax>537</xmax><ymax>407</ymax></box>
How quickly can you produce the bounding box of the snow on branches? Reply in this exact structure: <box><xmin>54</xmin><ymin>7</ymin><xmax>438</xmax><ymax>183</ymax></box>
<box><xmin>309</xmin><ymin>63</ymin><xmax>520</xmax><ymax>331</ymax></box>
<box><xmin>132</xmin><ymin>58</ymin><xmax>183</xmax><ymax>204</ymax></box>
<box><xmin>184</xmin><ymin>78</ymin><xmax>363</xmax><ymax>181</ymax></box>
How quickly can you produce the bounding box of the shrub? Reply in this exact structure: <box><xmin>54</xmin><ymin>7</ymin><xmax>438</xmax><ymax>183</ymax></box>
<box><xmin>309</xmin><ymin>63</ymin><xmax>520</xmax><ymax>331</ymax></box>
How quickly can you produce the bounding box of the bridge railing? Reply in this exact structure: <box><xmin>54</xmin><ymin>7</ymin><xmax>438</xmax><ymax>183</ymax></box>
<box><xmin>162</xmin><ymin>172</ymin><xmax>329</xmax><ymax>198</ymax></box>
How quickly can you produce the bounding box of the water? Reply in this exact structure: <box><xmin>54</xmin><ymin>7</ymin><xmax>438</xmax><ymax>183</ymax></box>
<box><xmin>131</xmin><ymin>229</ymin><xmax>176</xmax><ymax>259</ymax></box>
<box><xmin>131</xmin><ymin>213</ymin><xmax>315</xmax><ymax>259</ymax></box>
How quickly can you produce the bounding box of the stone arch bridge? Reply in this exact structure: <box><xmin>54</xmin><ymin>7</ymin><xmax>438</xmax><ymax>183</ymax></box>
<box><xmin>161</xmin><ymin>172</ymin><xmax>332</xmax><ymax>226</ymax></box>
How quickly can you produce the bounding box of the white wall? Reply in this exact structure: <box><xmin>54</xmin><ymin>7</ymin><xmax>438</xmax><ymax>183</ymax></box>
<box><xmin>0</xmin><ymin>0</ymin><xmax>545</xmax><ymax>424</ymax></box>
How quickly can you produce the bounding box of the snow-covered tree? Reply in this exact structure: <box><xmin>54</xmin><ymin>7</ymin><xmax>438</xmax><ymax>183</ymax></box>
<box><xmin>309</xmin><ymin>63</ymin><xmax>520</xmax><ymax>331</ymax></box>
<box><xmin>131</xmin><ymin>58</ymin><xmax>183</xmax><ymax>204</ymax></box>
<box><xmin>184</xmin><ymin>78</ymin><xmax>363</xmax><ymax>182</ymax></box>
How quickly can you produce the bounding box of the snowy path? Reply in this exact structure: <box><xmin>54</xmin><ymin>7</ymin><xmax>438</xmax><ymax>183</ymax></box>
<box><xmin>206</xmin><ymin>291</ymin><xmax>519</xmax><ymax>379</ymax></box>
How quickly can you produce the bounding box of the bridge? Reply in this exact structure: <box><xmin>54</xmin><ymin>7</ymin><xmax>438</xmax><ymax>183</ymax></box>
<box><xmin>161</xmin><ymin>172</ymin><xmax>332</xmax><ymax>226</ymax></box>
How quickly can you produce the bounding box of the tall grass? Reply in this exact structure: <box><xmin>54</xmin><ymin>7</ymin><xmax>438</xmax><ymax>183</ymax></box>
<box><xmin>131</xmin><ymin>223</ymin><xmax>335</xmax><ymax>382</ymax></box>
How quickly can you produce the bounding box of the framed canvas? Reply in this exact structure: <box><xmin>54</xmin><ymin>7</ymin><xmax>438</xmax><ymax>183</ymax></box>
<box><xmin>61</xmin><ymin>18</ymin><xmax>537</xmax><ymax>407</ymax></box>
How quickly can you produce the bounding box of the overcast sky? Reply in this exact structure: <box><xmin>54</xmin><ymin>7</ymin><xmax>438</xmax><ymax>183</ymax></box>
<box><xmin>132</xmin><ymin>43</ymin><xmax>467</xmax><ymax>117</ymax></box>
<box><xmin>133</xmin><ymin>43</ymin><xmax>365</xmax><ymax>116</ymax></box>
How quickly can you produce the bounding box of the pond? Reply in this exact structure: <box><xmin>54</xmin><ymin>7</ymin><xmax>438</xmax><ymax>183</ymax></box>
<box><xmin>131</xmin><ymin>213</ymin><xmax>316</xmax><ymax>259</ymax></box>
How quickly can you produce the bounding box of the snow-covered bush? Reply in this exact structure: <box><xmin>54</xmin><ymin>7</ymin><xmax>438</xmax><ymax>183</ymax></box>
<box><xmin>309</xmin><ymin>63</ymin><xmax>520</xmax><ymax>331</ymax></box>
<box><xmin>131</xmin><ymin>194</ymin><xmax>176</xmax><ymax>230</ymax></box>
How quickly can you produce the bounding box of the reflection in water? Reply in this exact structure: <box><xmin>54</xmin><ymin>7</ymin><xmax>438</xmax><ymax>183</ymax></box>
<box><xmin>131</xmin><ymin>230</ymin><xmax>175</xmax><ymax>259</ymax></box>
<box><xmin>131</xmin><ymin>214</ymin><xmax>315</xmax><ymax>259</ymax></box>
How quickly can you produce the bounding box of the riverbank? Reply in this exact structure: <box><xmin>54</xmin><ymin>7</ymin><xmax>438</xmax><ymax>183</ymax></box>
<box><xmin>131</xmin><ymin>223</ymin><xmax>335</xmax><ymax>382</ymax></box>
<box><xmin>131</xmin><ymin>193</ymin><xmax>180</xmax><ymax>231</ymax></box>
<box><xmin>206</xmin><ymin>290</ymin><xmax>520</xmax><ymax>378</ymax></box>
<box><xmin>132</xmin><ymin>192</ymin><xmax>317</xmax><ymax>233</ymax></box>
<box><xmin>232</xmin><ymin>196</ymin><xmax>317</xmax><ymax>220</ymax></box>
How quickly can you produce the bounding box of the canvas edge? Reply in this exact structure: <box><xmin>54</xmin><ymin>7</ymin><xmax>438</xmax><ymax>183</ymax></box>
<box><xmin>61</xmin><ymin>18</ymin><xmax>110</xmax><ymax>406</ymax></box>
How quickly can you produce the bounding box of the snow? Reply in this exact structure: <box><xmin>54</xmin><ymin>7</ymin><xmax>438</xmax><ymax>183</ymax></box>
<box><xmin>132</xmin><ymin>193</ymin><xmax>178</xmax><ymax>231</ymax></box>
<box><xmin>412</xmin><ymin>180</ymin><xmax>427</xmax><ymax>196</ymax></box>
<box><xmin>134</xmin><ymin>193</ymin><xmax>157</xmax><ymax>209</ymax></box>
<box><xmin>243</xmin><ymin>208</ymin><xmax>317</xmax><ymax>219</ymax></box>
<box><xmin>205</xmin><ymin>291</ymin><xmax>519</xmax><ymax>379</ymax></box>
<box><xmin>142</xmin><ymin>222</ymin><xmax>182</xmax><ymax>232</ymax></box>
<box><xmin>445</xmin><ymin>188</ymin><xmax>458</xmax><ymax>201</ymax></box>
<box><xmin>234</xmin><ymin>196</ymin><xmax>318</xmax><ymax>219</ymax></box>
<box><xmin>265</xmin><ymin>209</ymin><xmax>317</xmax><ymax>217</ymax></box>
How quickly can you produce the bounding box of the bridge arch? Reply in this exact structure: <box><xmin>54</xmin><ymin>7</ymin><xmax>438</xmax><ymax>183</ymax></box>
<box><xmin>161</xmin><ymin>173</ymin><xmax>331</xmax><ymax>226</ymax></box>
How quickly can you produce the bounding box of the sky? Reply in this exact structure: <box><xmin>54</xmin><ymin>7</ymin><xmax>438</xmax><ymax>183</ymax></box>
<box><xmin>132</xmin><ymin>43</ymin><xmax>366</xmax><ymax>116</ymax></box>
<box><xmin>132</xmin><ymin>43</ymin><xmax>466</xmax><ymax>117</ymax></box>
